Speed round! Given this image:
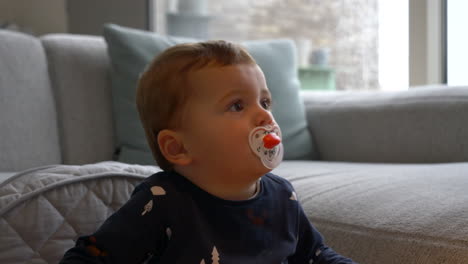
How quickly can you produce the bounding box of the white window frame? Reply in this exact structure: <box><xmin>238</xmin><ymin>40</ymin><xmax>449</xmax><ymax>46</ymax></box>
<box><xmin>409</xmin><ymin>0</ymin><xmax>445</xmax><ymax>86</ymax></box>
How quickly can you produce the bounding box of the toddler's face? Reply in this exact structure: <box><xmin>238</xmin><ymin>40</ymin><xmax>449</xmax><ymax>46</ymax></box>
<box><xmin>179</xmin><ymin>63</ymin><xmax>278</xmax><ymax>183</ymax></box>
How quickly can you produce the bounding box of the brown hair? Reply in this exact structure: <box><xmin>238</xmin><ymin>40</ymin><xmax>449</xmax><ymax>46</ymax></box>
<box><xmin>136</xmin><ymin>40</ymin><xmax>256</xmax><ymax>171</ymax></box>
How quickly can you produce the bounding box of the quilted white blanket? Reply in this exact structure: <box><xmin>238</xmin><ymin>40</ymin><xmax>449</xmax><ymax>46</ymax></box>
<box><xmin>0</xmin><ymin>161</ymin><xmax>160</xmax><ymax>264</ymax></box>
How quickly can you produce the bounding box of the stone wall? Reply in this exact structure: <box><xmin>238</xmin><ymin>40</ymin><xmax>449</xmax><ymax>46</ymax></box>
<box><xmin>206</xmin><ymin>0</ymin><xmax>380</xmax><ymax>90</ymax></box>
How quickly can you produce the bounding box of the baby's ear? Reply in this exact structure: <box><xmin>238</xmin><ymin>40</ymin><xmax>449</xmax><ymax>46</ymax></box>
<box><xmin>157</xmin><ymin>129</ymin><xmax>192</xmax><ymax>166</ymax></box>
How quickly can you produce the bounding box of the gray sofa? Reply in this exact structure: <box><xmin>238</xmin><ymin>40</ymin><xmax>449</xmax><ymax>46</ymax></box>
<box><xmin>1</xmin><ymin>29</ymin><xmax>468</xmax><ymax>264</ymax></box>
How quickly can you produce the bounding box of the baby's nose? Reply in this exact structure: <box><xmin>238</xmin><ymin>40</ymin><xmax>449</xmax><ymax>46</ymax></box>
<box><xmin>258</xmin><ymin>119</ymin><xmax>273</xmax><ymax>127</ymax></box>
<box><xmin>255</xmin><ymin>110</ymin><xmax>274</xmax><ymax>127</ymax></box>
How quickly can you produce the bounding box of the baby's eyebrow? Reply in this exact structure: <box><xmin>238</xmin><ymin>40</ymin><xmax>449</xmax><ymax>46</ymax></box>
<box><xmin>218</xmin><ymin>88</ymin><xmax>271</xmax><ymax>103</ymax></box>
<box><xmin>218</xmin><ymin>89</ymin><xmax>245</xmax><ymax>102</ymax></box>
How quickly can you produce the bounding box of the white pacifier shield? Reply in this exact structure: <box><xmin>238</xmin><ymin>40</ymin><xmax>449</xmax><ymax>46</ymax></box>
<box><xmin>248</xmin><ymin>125</ymin><xmax>284</xmax><ymax>169</ymax></box>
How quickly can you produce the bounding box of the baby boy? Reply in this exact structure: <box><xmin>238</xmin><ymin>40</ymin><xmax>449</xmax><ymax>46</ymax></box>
<box><xmin>60</xmin><ymin>40</ymin><xmax>356</xmax><ymax>264</ymax></box>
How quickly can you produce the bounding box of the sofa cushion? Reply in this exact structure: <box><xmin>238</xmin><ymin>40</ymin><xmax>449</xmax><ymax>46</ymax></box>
<box><xmin>0</xmin><ymin>30</ymin><xmax>61</xmax><ymax>171</ymax></box>
<box><xmin>102</xmin><ymin>23</ymin><xmax>316</xmax><ymax>166</ymax></box>
<box><xmin>273</xmin><ymin>161</ymin><xmax>468</xmax><ymax>264</ymax></box>
<box><xmin>41</xmin><ymin>34</ymin><xmax>116</xmax><ymax>165</ymax></box>
<box><xmin>302</xmin><ymin>85</ymin><xmax>468</xmax><ymax>163</ymax></box>
<box><xmin>2</xmin><ymin>160</ymin><xmax>467</xmax><ymax>264</ymax></box>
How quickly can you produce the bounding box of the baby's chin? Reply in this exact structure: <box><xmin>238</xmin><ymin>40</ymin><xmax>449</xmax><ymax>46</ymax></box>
<box><xmin>249</xmin><ymin>158</ymin><xmax>274</xmax><ymax>177</ymax></box>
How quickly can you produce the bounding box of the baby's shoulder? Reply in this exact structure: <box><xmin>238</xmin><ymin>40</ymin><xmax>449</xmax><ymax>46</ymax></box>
<box><xmin>131</xmin><ymin>170</ymin><xmax>175</xmax><ymax>196</ymax></box>
<box><xmin>263</xmin><ymin>172</ymin><xmax>296</xmax><ymax>194</ymax></box>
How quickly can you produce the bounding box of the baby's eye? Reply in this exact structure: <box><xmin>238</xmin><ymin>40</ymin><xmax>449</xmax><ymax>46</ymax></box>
<box><xmin>228</xmin><ymin>100</ymin><xmax>244</xmax><ymax>112</ymax></box>
<box><xmin>261</xmin><ymin>98</ymin><xmax>272</xmax><ymax>110</ymax></box>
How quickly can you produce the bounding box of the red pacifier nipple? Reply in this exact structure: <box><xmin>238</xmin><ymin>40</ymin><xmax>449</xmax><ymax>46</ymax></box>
<box><xmin>263</xmin><ymin>133</ymin><xmax>281</xmax><ymax>149</ymax></box>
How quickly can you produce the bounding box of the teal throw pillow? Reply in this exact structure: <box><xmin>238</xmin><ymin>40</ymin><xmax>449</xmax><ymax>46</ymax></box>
<box><xmin>103</xmin><ymin>23</ymin><xmax>317</xmax><ymax>166</ymax></box>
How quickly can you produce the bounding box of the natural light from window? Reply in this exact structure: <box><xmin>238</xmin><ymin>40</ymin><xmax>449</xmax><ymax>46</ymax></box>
<box><xmin>447</xmin><ymin>0</ymin><xmax>468</xmax><ymax>86</ymax></box>
<box><xmin>378</xmin><ymin>0</ymin><xmax>408</xmax><ymax>91</ymax></box>
<box><xmin>152</xmin><ymin>0</ymin><xmax>409</xmax><ymax>91</ymax></box>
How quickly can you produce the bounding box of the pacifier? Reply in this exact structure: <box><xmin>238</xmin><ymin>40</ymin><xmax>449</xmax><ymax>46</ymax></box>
<box><xmin>249</xmin><ymin>125</ymin><xmax>284</xmax><ymax>169</ymax></box>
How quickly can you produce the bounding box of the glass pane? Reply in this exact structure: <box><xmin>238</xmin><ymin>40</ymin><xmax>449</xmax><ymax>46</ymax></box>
<box><xmin>447</xmin><ymin>0</ymin><xmax>468</xmax><ymax>85</ymax></box>
<box><xmin>153</xmin><ymin>0</ymin><xmax>408</xmax><ymax>91</ymax></box>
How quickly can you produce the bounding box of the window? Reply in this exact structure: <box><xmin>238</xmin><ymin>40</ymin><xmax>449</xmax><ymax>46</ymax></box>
<box><xmin>150</xmin><ymin>0</ymin><xmax>408</xmax><ymax>91</ymax></box>
<box><xmin>447</xmin><ymin>0</ymin><xmax>468</xmax><ymax>85</ymax></box>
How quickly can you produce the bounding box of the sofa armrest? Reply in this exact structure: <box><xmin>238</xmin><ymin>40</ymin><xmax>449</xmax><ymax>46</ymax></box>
<box><xmin>300</xmin><ymin>85</ymin><xmax>468</xmax><ymax>163</ymax></box>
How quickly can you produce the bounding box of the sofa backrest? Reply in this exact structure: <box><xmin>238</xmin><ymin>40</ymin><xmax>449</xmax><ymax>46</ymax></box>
<box><xmin>0</xmin><ymin>30</ymin><xmax>61</xmax><ymax>171</ymax></box>
<box><xmin>302</xmin><ymin>85</ymin><xmax>468</xmax><ymax>163</ymax></box>
<box><xmin>2</xmin><ymin>29</ymin><xmax>467</xmax><ymax>170</ymax></box>
<box><xmin>41</xmin><ymin>34</ymin><xmax>115</xmax><ymax>165</ymax></box>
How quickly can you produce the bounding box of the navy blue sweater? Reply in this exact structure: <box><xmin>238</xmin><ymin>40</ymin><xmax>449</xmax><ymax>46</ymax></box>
<box><xmin>60</xmin><ymin>170</ymin><xmax>355</xmax><ymax>263</ymax></box>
